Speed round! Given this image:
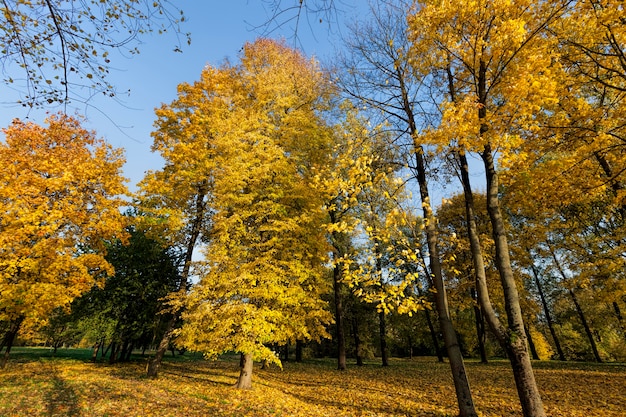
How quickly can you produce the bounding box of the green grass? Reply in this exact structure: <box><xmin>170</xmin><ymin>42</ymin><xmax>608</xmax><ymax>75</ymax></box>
<box><xmin>0</xmin><ymin>348</ymin><xmax>624</xmax><ymax>416</ymax></box>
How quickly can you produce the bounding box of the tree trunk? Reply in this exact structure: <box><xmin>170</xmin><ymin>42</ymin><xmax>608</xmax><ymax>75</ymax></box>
<box><xmin>379</xmin><ymin>310</ymin><xmax>389</xmax><ymax>367</ymax></box>
<box><xmin>91</xmin><ymin>341</ymin><xmax>100</xmax><ymax>363</ymax></box>
<box><xmin>613</xmin><ymin>302</ymin><xmax>626</xmax><ymax>342</ymax></box>
<box><xmin>416</xmin><ymin>268</ymin><xmax>444</xmax><ymax>363</ymax></box>
<box><xmin>124</xmin><ymin>342</ymin><xmax>134</xmax><ymax>362</ymax></box>
<box><xmin>480</xmin><ymin>146</ymin><xmax>545</xmax><ymax>417</ymax></box>
<box><xmin>119</xmin><ymin>339</ymin><xmax>129</xmax><ymax>362</ymax></box>
<box><xmin>413</xmin><ymin>144</ymin><xmax>477</xmax><ymax>416</ymax></box>
<box><xmin>470</xmin><ymin>287</ymin><xmax>488</xmax><ymax>363</ymax></box>
<box><xmin>351</xmin><ymin>314</ymin><xmax>364</xmax><ymax>366</ymax></box>
<box><xmin>569</xmin><ymin>289</ymin><xmax>603</xmax><ymax>363</ymax></box>
<box><xmin>146</xmin><ymin>315</ymin><xmax>176</xmax><ymax>377</ymax></box>
<box><xmin>295</xmin><ymin>340</ymin><xmax>303</xmax><ymax>363</ymax></box>
<box><xmin>530</xmin><ymin>262</ymin><xmax>566</xmax><ymax>361</ymax></box>
<box><xmin>235</xmin><ymin>353</ymin><xmax>254</xmax><ymax>389</ymax></box>
<box><xmin>108</xmin><ymin>342</ymin><xmax>118</xmax><ymax>364</ymax></box>
<box><xmin>102</xmin><ymin>341</ymin><xmax>112</xmax><ymax>359</ymax></box>
<box><xmin>547</xmin><ymin>243</ymin><xmax>603</xmax><ymax>363</ymax></box>
<box><xmin>0</xmin><ymin>317</ymin><xmax>23</xmax><ymax>369</ymax></box>
<box><xmin>525</xmin><ymin>325</ymin><xmax>540</xmax><ymax>360</ymax></box>
<box><xmin>332</xmin><ymin>257</ymin><xmax>347</xmax><ymax>371</ymax></box>
<box><xmin>147</xmin><ymin>182</ymin><xmax>209</xmax><ymax>378</ymax></box>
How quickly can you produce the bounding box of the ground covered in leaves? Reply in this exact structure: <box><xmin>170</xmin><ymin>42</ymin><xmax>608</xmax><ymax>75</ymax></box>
<box><xmin>0</xmin><ymin>348</ymin><xmax>624</xmax><ymax>416</ymax></box>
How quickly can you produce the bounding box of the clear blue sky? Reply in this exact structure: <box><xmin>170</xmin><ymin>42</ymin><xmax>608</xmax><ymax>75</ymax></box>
<box><xmin>0</xmin><ymin>1</ymin><xmax>366</xmax><ymax>191</ymax></box>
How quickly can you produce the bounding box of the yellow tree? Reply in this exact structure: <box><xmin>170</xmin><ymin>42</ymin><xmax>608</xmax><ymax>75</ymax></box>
<box><xmin>336</xmin><ymin>2</ymin><xmax>476</xmax><ymax>414</ymax></box>
<box><xmin>407</xmin><ymin>1</ymin><xmax>575</xmax><ymax>415</ymax></box>
<box><xmin>173</xmin><ymin>39</ymin><xmax>335</xmax><ymax>389</ymax></box>
<box><xmin>137</xmin><ymin>63</ymin><xmax>226</xmax><ymax>378</ymax></box>
<box><xmin>311</xmin><ymin>105</ymin><xmax>395</xmax><ymax>370</ymax></box>
<box><xmin>0</xmin><ymin>114</ymin><xmax>128</xmax><ymax>366</ymax></box>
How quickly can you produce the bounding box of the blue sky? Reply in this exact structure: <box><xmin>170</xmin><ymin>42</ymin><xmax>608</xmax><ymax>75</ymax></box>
<box><xmin>0</xmin><ymin>1</ymin><xmax>366</xmax><ymax>191</ymax></box>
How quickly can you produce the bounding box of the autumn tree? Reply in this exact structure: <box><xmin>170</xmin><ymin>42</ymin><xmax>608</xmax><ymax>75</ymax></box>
<box><xmin>0</xmin><ymin>114</ymin><xmax>127</xmax><ymax>367</ymax></box>
<box><xmin>406</xmin><ymin>1</ymin><xmax>581</xmax><ymax>415</ymax></box>
<box><xmin>0</xmin><ymin>0</ymin><xmax>189</xmax><ymax>107</ymax></box>
<box><xmin>336</xmin><ymin>2</ymin><xmax>476</xmax><ymax>415</ymax></box>
<box><xmin>168</xmin><ymin>39</ymin><xmax>335</xmax><ymax>389</ymax></box>
<box><xmin>137</xmin><ymin>56</ymin><xmax>220</xmax><ymax>378</ymax></box>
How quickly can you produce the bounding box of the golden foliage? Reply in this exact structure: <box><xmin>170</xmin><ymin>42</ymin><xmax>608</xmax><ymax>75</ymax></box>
<box><xmin>168</xmin><ymin>39</ymin><xmax>334</xmax><ymax>366</ymax></box>
<box><xmin>0</xmin><ymin>114</ymin><xmax>128</xmax><ymax>326</ymax></box>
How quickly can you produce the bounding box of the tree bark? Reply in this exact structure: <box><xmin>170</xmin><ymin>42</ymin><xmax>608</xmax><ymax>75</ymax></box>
<box><xmin>379</xmin><ymin>310</ymin><xmax>389</xmax><ymax>367</ymax></box>
<box><xmin>470</xmin><ymin>287</ymin><xmax>488</xmax><ymax>363</ymax></box>
<box><xmin>530</xmin><ymin>262</ymin><xmax>566</xmax><ymax>361</ymax></box>
<box><xmin>147</xmin><ymin>182</ymin><xmax>209</xmax><ymax>378</ymax></box>
<box><xmin>235</xmin><ymin>353</ymin><xmax>254</xmax><ymax>389</ymax></box>
<box><xmin>547</xmin><ymin>243</ymin><xmax>603</xmax><ymax>363</ymax></box>
<box><xmin>413</xmin><ymin>144</ymin><xmax>476</xmax><ymax>417</ymax></box>
<box><xmin>525</xmin><ymin>325</ymin><xmax>540</xmax><ymax>360</ymax></box>
<box><xmin>91</xmin><ymin>341</ymin><xmax>100</xmax><ymax>363</ymax></box>
<box><xmin>417</xmin><ymin>284</ymin><xmax>444</xmax><ymax>363</ymax></box>
<box><xmin>480</xmin><ymin>146</ymin><xmax>545</xmax><ymax>417</ymax></box>
<box><xmin>351</xmin><ymin>314</ymin><xmax>364</xmax><ymax>366</ymax></box>
<box><xmin>569</xmin><ymin>289</ymin><xmax>603</xmax><ymax>363</ymax></box>
<box><xmin>613</xmin><ymin>302</ymin><xmax>626</xmax><ymax>342</ymax></box>
<box><xmin>0</xmin><ymin>317</ymin><xmax>23</xmax><ymax>368</ymax></box>
<box><xmin>146</xmin><ymin>315</ymin><xmax>175</xmax><ymax>377</ymax></box>
<box><xmin>332</xmin><ymin>260</ymin><xmax>347</xmax><ymax>370</ymax></box>
<box><xmin>295</xmin><ymin>339</ymin><xmax>303</xmax><ymax>363</ymax></box>
<box><xmin>108</xmin><ymin>342</ymin><xmax>118</xmax><ymax>364</ymax></box>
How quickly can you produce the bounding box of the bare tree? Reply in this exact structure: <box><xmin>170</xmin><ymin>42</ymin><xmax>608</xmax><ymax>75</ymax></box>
<box><xmin>0</xmin><ymin>0</ymin><xmax>189</xmax><ymax>107</ymax></box>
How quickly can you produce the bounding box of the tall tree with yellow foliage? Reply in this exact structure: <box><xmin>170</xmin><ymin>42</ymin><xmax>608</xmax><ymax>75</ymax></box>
<box><xmin>0</xmin><ymin>114</ymin><xmax>127</xmax><ymax>367</ymax></box>
<box><xmin>407</xmin><ymin>1</ymin><xmax>576</xmax><ymax>415</ymax></box>
<box><xmin>169</xmin><ymin>39</ymin><xmax>335</xmax><ymax>389</ymax></box>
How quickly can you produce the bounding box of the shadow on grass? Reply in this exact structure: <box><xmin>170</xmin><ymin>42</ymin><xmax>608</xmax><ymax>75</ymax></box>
<box><xmin>42</xmin><ymin>362</ymin><xmax>82</xmax><ymax>417</ymax></box>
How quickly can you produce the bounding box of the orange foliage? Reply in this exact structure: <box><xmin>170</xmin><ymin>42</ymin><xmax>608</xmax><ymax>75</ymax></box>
<box><xmin>0</xmin><ymin>114</ymin><xmax>128</xmax><ymax>327</ymax></box>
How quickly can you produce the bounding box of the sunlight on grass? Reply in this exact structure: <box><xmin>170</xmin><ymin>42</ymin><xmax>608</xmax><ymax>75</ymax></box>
<box><xmin>0</xmin><ymin>352</ymin><xmax>624</xmax><ymax>416</ymax></box>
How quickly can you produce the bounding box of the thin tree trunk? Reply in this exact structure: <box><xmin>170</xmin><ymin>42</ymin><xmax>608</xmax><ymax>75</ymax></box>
<box><xmin>525</xmin><ymin>325</ymin><xmax>539</xmax><ymax>360</ymax></box>
<box><xmin>530</xmin><ymin>262</ymin><xmax>566</xmax><ymax>360</ymax></box>
<box><xmin>124</xmin><ymin>342</ymin><xmax>134</xmax><ymax>362</ymax></box>
<box><xmin>413</xmin><ymin>144</ymin><xmax>476</xmax><ymax>416</ymax></box>
<box><xmin>91</xmin><ymin>341</ymin><xmax>100</xmax><ymax>363</ymax></box>
<box><xmin>379</xmin><ymin>310</ymin><xmax>389</xmax><ymax>367</ymax></box>
<box><xmin>119</xmin><ymin>339</ymin><xmax>129</xmax><ymax>362</ymax></box>
<box><xmin>108</xmin><ymin>342</ymin><xmax>118</xmax><ymax>364</ymax></box>
<box><xmin>146</xmin><ymin>316</ymin><xmax>175</xmax><ymax>376</ymax></box>
<box><xmin>147</xmin><ymin>182</ymin><xmax>209</xmax><ymax>378</ymax></box>
<box><xmin>351</xmin><ymin>313</ymin><xmax>364</xmax><ymax>366</ymax></box>
<box><xmin>102</xmin><ymin>341</ymin><xmax>112</xmax><ymax>359</ymax></box>
<box><xmin>547</xmin><ymin>244</ymin><xmax>603</xmax><ymax>363</ymax></box>
<box><xmin>295</xmin><ymin>340</ymin><xmax>303</xmax><ymax>363</ymax></box>
<box><xmin>416</xmin><ymin>263</ymin><xmax>444</xmax><ymax>363</ymax></box>
<box><xmin>569</xmin><ymin>289</ymin><xmax>603</xmax><ymax>363</ymax></box>
<box><xmin>235</xmin><ymin>353</ymin><xmax>254</xmax><ymax>389</ymax></box>
<box><xmin>613</xmin><ymin>302</ymin><xmax>626</xmax><ymax>342</ymax></box>
<box><xmin>470</xmin><ymin>287</ymin><xmax>488</xmax><ymax>363</ymax></box>
<box><xmin>332</xmin><ymin>260</ymin><xmax>347</xmax><ymax>370</ymax></box>
<box><xmin>480</xmin><ymin>146</ymin><xmax>545</xmax><ymax>417</ymax></box>
<box><xmin>0</xmin><ymin>317</ymin><xmax>23</xmax><ymax>369</ymax></box>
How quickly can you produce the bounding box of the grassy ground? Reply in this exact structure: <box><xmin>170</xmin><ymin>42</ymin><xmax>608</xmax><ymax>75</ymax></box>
<box><xmin>0</xmin><ymin>348</ymin><xmax>624</xmax><ymax>416</ymax></box>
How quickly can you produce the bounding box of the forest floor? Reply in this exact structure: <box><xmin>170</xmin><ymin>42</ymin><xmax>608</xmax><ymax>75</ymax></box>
<box><xmin>0</xmin><ymin>348</ymin><xmax>624</xmax><ymax>416</ymax></box>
